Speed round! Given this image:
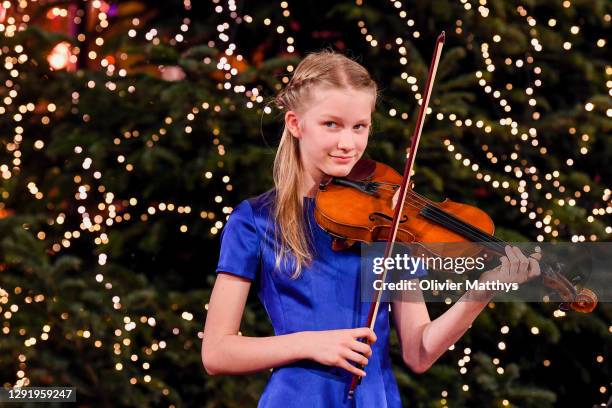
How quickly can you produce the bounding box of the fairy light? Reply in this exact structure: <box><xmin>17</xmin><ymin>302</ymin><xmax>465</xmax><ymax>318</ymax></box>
<box><xmin>456</xmin><ymin>4</ymin><xmax>611</xmax><ymax>239</ymax></box>
<box><xmin>0</xmin><ymin>1</ymin><xmax>235</xmax><ymax>397</ymax></box>
<box><xmin>384</xmin><ymin>2</ymin><xmax>555</xmax><ymax>236</ymax></box>
<box><xmin>0</xmin><ymin>2</ymin><xmax>609</xmax><ymax>404</ymax></box>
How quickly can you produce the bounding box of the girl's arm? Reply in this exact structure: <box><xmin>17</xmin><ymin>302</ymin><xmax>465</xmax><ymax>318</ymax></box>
<box><xmin>202</xmin><ymin>272</ymin><xmax>377</xmax><ymax>376</ymax></box>
<box><xmin>392</xmin><ymin>246</ymin><xmax>541</xmax><ymax>373</ymax></box>
<box><xmin>202</xmin><ymin>272</ymin><xmax>308</xmax><ymax>375</ymax></box>
<box><xmin>391</xmin><ymin>283</ymin><xmax>492</xmax><ymax>373</ymax></box>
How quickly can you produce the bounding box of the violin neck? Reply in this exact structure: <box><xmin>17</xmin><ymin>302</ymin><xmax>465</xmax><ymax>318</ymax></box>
<box><xmin>419</xmin><ymin>201</ymin><xmax>506</xmax><ymax>253</ymax></box>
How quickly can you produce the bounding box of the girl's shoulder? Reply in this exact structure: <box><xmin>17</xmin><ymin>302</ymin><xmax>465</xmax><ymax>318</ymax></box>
<box><xmin>242</xmin><ymin>188</ymin><xmax>276</xmax><ymax>218</ymax></box>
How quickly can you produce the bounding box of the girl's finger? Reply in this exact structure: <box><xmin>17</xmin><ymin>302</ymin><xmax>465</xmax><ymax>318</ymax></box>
<box><xmin>351</xmin><ymin>340</ymin><xmax>373</xmax><ymax>358</ymax></box>
<box><xmin>529</xmin><ymin>251</ymin><xmax>542</xmax><ymax>261</ymax></box>
<box><xmin>344</xmin><ymin>349</ymin><xmax>369</xmax><ymax>366</ymax></box>
<box><xmin>351</xmin><ymin>327</ymin><xmax>377</xmax><ymax>344</ymax></box>
<box><xmin>339</xmin><ymin>359</ymin><xmax>366</xmax><ymax>377</ymax></box>
<box><xmin>500</xmin><ymin>255</ymin><xmax>509</xmax><ymax>276</ymax></box>
<box><xmin>505</xmin><ymin>246</ymin><xmax>518</xmax><ymax>277</ymax></box>
<box><xmin>528</xmin><ymin>257</ymin><xmax>541</xmax><ymax>278</ymax></box>
<box><xmin>512</xmin><ymin>246</ymin><xmax>529</xmax><ymax>277</ymax></box>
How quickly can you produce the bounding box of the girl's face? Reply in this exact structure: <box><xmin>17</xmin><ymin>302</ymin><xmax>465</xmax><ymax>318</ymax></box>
<box><xmin>285</xmin><ymin>87</ymin><xmax>374</xmax><ymax>188</ymax></box>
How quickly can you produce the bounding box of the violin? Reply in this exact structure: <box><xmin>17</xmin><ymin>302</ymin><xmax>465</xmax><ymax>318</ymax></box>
<box><xmin>311</xmin><ymin>31</ymin><xmax>597</xmax><ymax>398</ymax></box>
<box><xmin>314</xmin><ymin>156</ymin><xmax>598</xmax><ymax>314</ymax></box>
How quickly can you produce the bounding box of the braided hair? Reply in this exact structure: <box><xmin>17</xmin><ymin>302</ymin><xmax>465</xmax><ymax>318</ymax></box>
<box><xmin>270</xmin><ymin>49</ymin><xmax>378</xmax><ymax>278</ymax></box>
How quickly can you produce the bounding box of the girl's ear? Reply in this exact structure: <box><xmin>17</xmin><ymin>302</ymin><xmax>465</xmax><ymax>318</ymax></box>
<box><xmin>285</xmin><ymin>110</ymin><xmax>302</xmax><ymax>139</ymax></box>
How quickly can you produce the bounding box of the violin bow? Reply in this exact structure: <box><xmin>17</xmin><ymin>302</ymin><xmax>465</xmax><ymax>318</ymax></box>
<box><xmin>348</xmin><ymin>31</ymin><xmax>446</xmax><ymax>399</ymax></box>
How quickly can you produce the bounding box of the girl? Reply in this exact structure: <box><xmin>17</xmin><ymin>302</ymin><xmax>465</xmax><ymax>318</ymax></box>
<box><xmin>202</xmin><ymin>49</ymin><xmax>541</xmax><ymax>407</ymax></box>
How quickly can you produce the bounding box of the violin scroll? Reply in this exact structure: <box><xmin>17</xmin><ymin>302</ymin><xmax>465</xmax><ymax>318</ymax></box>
<box><xmin>568</xmin><ymin>288</ymin><xmax>598</xmax><ymax>313</ymax></box>
<box><xmin>541</xmin><ymin>262</ymin><xmax>598</xmax><ymax>313</ymax></box>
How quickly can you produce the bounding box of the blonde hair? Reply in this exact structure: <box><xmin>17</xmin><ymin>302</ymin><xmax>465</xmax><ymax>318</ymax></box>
<box><xmin>271</xmin><ymin>49</ymin><xmax>379</xmax><ymax>278</ymax></box>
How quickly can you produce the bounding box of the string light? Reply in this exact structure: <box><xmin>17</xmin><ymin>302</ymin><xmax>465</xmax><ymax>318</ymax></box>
<box><xmin>0</xmin><ymin>1</ymin><xmax>608</xmax><ymax>405</ymax></box>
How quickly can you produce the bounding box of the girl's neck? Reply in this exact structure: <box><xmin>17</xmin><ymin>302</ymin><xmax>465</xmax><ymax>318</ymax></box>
<box><xmin>300</xmin><ymin>169</ymin><xmax>324</xmax><ymax>199</ymax></box>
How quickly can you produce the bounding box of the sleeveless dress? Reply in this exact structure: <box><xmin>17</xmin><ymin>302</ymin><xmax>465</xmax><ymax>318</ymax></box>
<box><xmin>215</xmin><ymin>188</ymin><xmax>427</xmax><ymax>407</ymax></box>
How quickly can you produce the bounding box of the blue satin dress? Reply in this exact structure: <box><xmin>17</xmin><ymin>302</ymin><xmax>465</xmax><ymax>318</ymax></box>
<box><xmin>215</xmin><ymin>188</ymin><xmax>427</xmax><ymax>407</ymax></box>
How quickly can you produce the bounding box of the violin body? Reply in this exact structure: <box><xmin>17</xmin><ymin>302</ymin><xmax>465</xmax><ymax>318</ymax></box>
<box><xmin>315</xmin><ymin>160</ymin><xmax>495</xmax><ymax>258</ymax></box>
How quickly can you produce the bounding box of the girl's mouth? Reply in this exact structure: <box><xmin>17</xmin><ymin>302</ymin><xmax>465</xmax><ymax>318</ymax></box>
<box><xmin>329</xmin><ymin>155</ymin><xmax>354</xmax><ymax>163</ymax></box>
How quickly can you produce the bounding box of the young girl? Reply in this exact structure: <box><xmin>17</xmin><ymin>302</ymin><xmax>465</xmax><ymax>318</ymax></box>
<box><xmin>202</xmin><ymin>49</ymin><xmax>541</xmax><ymax>407</ymax></box>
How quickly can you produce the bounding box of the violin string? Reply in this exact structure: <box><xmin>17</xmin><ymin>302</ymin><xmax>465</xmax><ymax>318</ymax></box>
<box><xmin>374</xmin><ymin>188</ymin><xmax>575</xmax><ymax>297</ymax></box>
<box><xmin>420</xmin><ymin>204</ymin><xmax>509</xmax><ymax>253</ymax></box>
<box><xmin>336</xmin><ymin>203</ymin><xmax>574</xmax><ymax>298</ymax></box>
<box><xmin>373</xmin><ymin>182</ymin><xmax>500</xmax><ymax>242</ymax></box>
<box><xmin>404</xmin><ymin>189</ymin><xmax>506</xmax><ymax>245</ymax></box>
<box><xmin>374</xmin><ymin>186</ymin><xmax>504</xmax><ymax>248</ymax></box>
<box><xmin>339</xmin><ymin>180</ymin><xmax>524</xmax><ymax>255</ymax></box>
<box><xmin>371</xmin><ymin>183</ymin><xmax>510</xmax><ymax>254</ymax></box>
<box><xmin>406</xmin><ymin>197</ymin><xmax>510</xmax><ymax>253</ymax></box>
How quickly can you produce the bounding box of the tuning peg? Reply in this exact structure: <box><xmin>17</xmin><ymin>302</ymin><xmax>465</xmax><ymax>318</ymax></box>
<box><xmin>558</xmin><ymin>302</ymin><xmax>570</xmax><ymax>312</ymax></box>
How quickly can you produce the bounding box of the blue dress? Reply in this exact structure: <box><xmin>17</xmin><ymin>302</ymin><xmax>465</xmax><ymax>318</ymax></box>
<box><xmin>215</xmin><ymin>188</ymin><xmax>427</xmax><ymax>407</ymax></box>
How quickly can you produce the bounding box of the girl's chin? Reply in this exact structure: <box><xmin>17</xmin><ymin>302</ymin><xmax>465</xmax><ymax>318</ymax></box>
<box><xmin>323</xmin><ymin>162</ymin><xmax>355</xmax><ymax>177</ymax></box>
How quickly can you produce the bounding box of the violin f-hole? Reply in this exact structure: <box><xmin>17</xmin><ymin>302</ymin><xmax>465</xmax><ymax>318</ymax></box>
<box><xmin>369</xmin><ymin>212</ymin><xmax>408</xmax><ymax>223</ymax></box>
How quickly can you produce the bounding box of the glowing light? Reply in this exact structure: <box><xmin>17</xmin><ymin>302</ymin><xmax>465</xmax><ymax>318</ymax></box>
<box><xmin>47</xmin><ymin>42</ymin><xmax>71</xmax><ymax>70</ymax></box>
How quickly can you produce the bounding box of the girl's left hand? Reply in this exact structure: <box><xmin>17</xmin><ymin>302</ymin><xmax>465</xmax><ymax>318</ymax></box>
<box><xmin>480</xmin><ymin>245</ymin><xmax>541</xmax><ymax>286</ymax></box>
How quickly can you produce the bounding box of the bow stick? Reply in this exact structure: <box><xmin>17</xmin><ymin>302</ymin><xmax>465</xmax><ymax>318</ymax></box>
<box><xmin>348</xmin><ymin>31</ymin><xmax>446</xmax><ymax>399</ymax></box>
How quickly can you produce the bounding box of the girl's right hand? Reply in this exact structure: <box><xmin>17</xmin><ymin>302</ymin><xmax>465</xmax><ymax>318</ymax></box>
<box><xmin>301</xmin><ymin>327</ymin><xmax>377</xmax><ymax>377</ymax></box>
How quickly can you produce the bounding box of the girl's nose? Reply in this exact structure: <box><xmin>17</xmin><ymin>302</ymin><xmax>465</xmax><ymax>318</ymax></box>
<box><xmin>337</xmin><ymin>129</ymin><xmax>356</xmax><ymax>150</ymax></box>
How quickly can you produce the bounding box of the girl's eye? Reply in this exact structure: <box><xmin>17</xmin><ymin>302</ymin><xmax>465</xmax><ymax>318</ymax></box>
<box><xmin>323</xmin><ymin>121</ymin><xmax>368</xmax><ymax>130</ymax></box>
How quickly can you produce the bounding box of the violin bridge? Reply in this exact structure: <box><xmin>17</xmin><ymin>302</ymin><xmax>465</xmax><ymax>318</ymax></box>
<box><xmin>392</xmin><ymin>188</ymin><xmax>400</xmax><ymax>210</ymax></box>
<box><xmin>391</xmin><ymin>182</ymin><xmax>413</xmax><ymax>210</ymax></box>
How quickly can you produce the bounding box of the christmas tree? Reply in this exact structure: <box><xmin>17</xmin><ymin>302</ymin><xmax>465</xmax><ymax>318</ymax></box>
<box><xmin>0</xmin><ymin>0</ymin><xmax>609</xmax><ymax>406</ymax></box>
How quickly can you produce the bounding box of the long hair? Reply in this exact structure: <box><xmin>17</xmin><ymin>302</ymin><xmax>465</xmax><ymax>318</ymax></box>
<box><xmin>271</xmin><ymin>49</ymin><xmax>378</xmax><ymax>278</ymax></box>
